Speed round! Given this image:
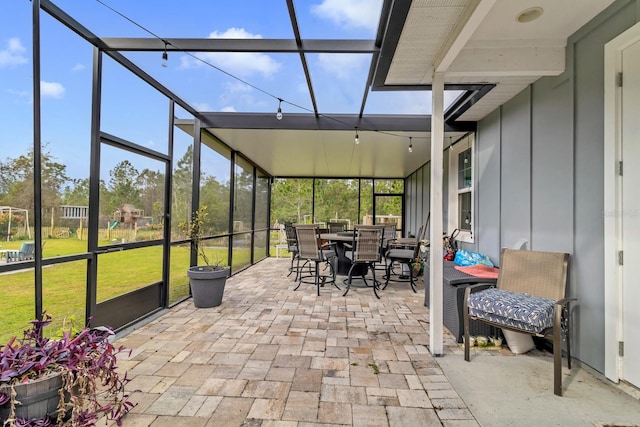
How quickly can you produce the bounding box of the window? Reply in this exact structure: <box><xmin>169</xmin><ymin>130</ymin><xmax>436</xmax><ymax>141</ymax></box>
<box><xmin>448</xmin><ymin>135</ymin><xmax>474</xmax><ymax>241</ymax></box>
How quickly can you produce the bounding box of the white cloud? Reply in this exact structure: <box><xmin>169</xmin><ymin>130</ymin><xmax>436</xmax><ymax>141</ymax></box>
<box><xmin>72</xmin><ymin>63</ymin><xmax>85</xmax><ymax>72</ymax></box>
<box><xmin>40</xmin><ymin>81</ymin><xmax>65</xmax><ymax>99</ymax></box>
<box><xmin>221</xmin><ymin>106</ymin><xmax>237</xmax><ymax>112</ymax></box>
<box><xmin>311</xmin><ymin>0</ymin><xmax>383</xmax><ymax>31</ymax></box>
<box><xmin>6</xmin><ymin>88</ymin><xmax>31</xmax><ymax>104</ymax></box>
<box><xmin>193</xmin><ymin>102</ymin><xmax>212</xmax><ymax>111</ymax></box>
<box><xmin>317</xmin><ymin>53</ymin><xmax>368</xmax><ymax>79</ymax></box>
<box><xmin>0</xmin><ymin>37</ymin><xmax>28</xmax><ymax>68</ymax></box>
<box><xmin>179</xmin><ymin>28</ymin><xmax>281</xmax><ymax>77</ymax></box>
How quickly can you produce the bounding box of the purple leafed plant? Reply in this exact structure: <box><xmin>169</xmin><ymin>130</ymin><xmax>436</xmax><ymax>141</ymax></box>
<box><xmin>0</xmin><ymin>314</ymin><xmax>137</xmax><ymax>426</ymax></box>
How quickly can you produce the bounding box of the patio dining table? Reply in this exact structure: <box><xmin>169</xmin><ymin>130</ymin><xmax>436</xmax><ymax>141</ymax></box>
<box><xmin>320</xmin><ymin>232</ymin><xmax>367</xmax><ymax>276</ymax></box>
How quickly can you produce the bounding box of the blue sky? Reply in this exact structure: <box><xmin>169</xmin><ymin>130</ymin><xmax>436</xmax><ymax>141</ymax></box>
<box><xmin>0</xmin><ymin>0</ymin><xmax>448</xmax><ymax>181</ymax></box>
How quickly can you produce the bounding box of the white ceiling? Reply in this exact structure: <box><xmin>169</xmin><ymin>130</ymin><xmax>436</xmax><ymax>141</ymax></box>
<box><xmin>200</xmin><ymin>0</ymin><xmax>615</xmax><ymax>178</ymax></box>
<box><xmin>387</xmin><ymin>0</ymin><xmax>615</xmax><ymax>121</ymax></box>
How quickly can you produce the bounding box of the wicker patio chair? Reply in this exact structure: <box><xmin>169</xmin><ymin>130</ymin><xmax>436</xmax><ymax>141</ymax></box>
<box><xmin>343</xmin><ymin>225</ymin><xmax>384</xmax><ymax>298</ymax></box>
<box><xmin>463</xmin><ymin>248</ymin><xmax>575</xmax><ymax>396</ymax></box>
<box><xmin>294</xmin><ymin>224</ymin><xmax>338</xmax><ymax>295</ymax></box>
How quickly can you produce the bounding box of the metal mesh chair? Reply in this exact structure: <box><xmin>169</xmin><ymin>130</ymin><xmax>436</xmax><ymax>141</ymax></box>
<box><xmin>463</xmin><ymin>248</ymin><xmax>575</xmax><ymax>396</ymax></box>
<box><xmin>284</xmin><ymin>222</ymin><xmax>303</xmax><ymax>279</ymax></box>
<box><xmin>294</xmin><ymin>224</ymin><xmax>338</xmax><ymax>295</ymax></box>
<box><xmin>376</xmin><ymin>223</ymin><xmax>397</xmax><ymax>275</ymax></box>
<box><xmin>328</xmin><ymin>222</ymin><xmax>347</xmax><ymax>233</ymax></box>
<box><xmin>343</xmin><ymin>225</ymin><xmax>384</xmax><ymax>298</ymax></box>
<box><xmin>383</xmin><ymin>226</ymin><xmax>422</xmax><ymax>293</ymax></box>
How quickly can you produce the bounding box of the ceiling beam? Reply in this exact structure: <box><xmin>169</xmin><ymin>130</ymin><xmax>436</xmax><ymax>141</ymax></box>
<box><xmin>99</xmin><ymin>38</ymin><xmax>378</xmax><ymax>53</ymax></box>
<box><xmin>188</xmin><ymin>113</ymin><xmax>476</xmax><ymax>133</ymax></box>
<box><xmin>286</xmin><ymin>0</ymin><xmax>318</xmax><ymax>116</ymax></box>
<box><xmin>434</xmin><ymin>0</ymin><xmax>497</xmax><ymax>73</ymax></box>
<box><xmin>446</xmin><ymin>45</ymin><xmax>566</xmax><ymax>76</ymax></box>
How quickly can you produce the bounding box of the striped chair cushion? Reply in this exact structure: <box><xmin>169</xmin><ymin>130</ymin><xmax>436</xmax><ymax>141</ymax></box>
<box><xmin>467</xmin><ymin>288</ymin><xmax>555</xmax><ymax>333</ymax></box>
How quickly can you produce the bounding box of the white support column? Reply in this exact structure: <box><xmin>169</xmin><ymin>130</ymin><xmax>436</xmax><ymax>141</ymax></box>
<box><xmin>429</xmin><ymin>72</ymin><xmax>445</xmax><ymax>356</ymax></box>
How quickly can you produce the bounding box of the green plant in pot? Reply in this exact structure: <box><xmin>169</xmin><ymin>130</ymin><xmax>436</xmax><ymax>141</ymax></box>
<box><xmin>0</xmin><ymin>314</ymin><xmax>136</xmax><ymax>426</ymax></box>
<box><xmin>179</xmin><ymin>206</ymin><xmax>229</xmax><ymax>308</ymax></box>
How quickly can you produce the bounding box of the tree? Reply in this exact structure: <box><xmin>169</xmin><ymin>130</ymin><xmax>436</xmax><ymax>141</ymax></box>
<box><xmin>270</xmin><ymin>178</ymin><xmax>312</xmax><ymax>224</ymax></box>
<box><xmin>199</xmin><ymin>175</ymin><xmax>230</xmax><ymax>235</ymax></box>
<box><xmin>107</xmin><ymin>160</ymin><xmax>140</xmax><ymax>214</ymax></box>
<box><xmin>2</xmin><ymin>145</ymin><xmax>69</xmax><ymax>214</ymax></box>
<box><xmin>172</xmin><ymin>146</ymin><xmax>193</xmax><ymax>234</ymax></box>
<box><xmin>137</xmin><ymin>168</ymin><xmax>164</xmax><ymax>223</ymax></box>
<box><xmin>62</xmin><ymin>178</ymin><xmax>90</xmax><ymax>206</ymax></box>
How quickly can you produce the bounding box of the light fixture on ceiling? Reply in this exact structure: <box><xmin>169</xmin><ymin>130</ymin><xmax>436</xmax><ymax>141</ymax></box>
<box><xmin>276</xmin><ymin>98</ymin><xmax>283</xmax><ymax>120</ymax></box>
<box><xmin>161</xmin><ymin>41</ymin><xmax>168</xmax><ymax>68</ymax></box>
<box><xmin>354</xmin><ymin>127</ymin><xmax>359</xmax><ymax>144</ymax></box>
<box><xmin>464</xmin><ymin>135</ymin><xmax>470</xmax><ymax>163</ymax></box>
<box><xmin>516</xmin><ymin>7</ymin><xmax>543</xmax><ymax>23</ymax></box>
<box><xmin>408</xmin><ymin>137</ymin><xmax>413</xmax><ymax>153</ymax></box>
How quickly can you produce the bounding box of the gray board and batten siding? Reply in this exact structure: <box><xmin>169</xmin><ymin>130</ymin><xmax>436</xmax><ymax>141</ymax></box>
<box><xmin>404</xmin><ymin>0</ymin><xmax>640</xmax><ymax>374</ymax></box>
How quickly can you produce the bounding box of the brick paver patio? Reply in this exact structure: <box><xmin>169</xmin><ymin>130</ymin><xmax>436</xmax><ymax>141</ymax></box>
<box><xmin>110</xmin><ymin>257</ymin><xmax>480</xmax><ymax>426</ymax></box>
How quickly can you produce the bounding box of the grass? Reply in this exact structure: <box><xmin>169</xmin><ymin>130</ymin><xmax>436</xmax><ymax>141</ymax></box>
<box><xmin>0</xmin><ymin>230</ymin><xmax>282</xmax><ymax>342</ymax></box>
<box><xmin>0</xmin><ymin>236</ymin><xmax>266</xmax><ymax>343</ymax></box>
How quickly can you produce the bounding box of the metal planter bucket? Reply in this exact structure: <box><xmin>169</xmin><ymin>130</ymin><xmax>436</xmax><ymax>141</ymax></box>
<box><xmin>187</xmin><ymin>266</ymin><xmax>229</xmax><ymax>308</ymax></box>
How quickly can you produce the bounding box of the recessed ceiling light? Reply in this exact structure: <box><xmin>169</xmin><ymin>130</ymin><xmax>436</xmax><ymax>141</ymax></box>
<box><xmin>516</xmin><ymin>7</ymin><xmax>543</xmax><ymax>23</ymax></box>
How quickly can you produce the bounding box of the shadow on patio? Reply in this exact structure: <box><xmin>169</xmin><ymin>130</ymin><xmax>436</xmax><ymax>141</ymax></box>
<box><xmin>111</xmin><ymin>258</ymin><xmax>640</xmax><ymax>427</ymax></box>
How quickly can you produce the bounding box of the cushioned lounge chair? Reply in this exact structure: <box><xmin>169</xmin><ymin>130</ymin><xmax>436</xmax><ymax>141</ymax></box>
<box><xmin>463</xmin><ymin>248</ymin><xmax>575</xmax><ymax>396</ymax></box>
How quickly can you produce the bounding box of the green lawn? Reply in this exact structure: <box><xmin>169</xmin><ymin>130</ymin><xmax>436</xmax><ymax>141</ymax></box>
<box><xmin>0</xmin><ymin>236</ymin><xmax>280</xmax><ymax>343</ymax></box>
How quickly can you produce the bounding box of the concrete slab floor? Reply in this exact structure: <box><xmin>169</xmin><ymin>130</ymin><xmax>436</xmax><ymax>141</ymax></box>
<box><xmin>439</xmin><ymin>343</ymin><xmax>640</xmax><ymax>426</ymax></box>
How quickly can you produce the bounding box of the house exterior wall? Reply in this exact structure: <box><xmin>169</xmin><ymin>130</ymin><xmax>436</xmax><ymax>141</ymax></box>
<box><xmin>405</xmin><ymin>0</ymin><xmax>640</xmax><ymax>374</ymax></box>
<box><xmin>474</xmin><ymin>0</ymin><xmax>639</xmax><ymax>373</ymax></box>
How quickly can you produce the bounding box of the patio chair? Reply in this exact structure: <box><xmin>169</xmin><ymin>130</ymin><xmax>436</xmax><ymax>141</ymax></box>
<box><xmin>284</xmin><ymin>222</ymin><xmax>302</xmax><ymax>279</ymax></box>
<box><xmin>294</xmin><ymin>224</ymin><xmax>338</xmax><ymax>295</ymax></box>
<box><xmin>328</xmin><ymin>221</ymin><xmax>347</xmax><ymax>233</ymax></box>
<box><xmin>374</xmin><ymin>223</ymin><xmax>397</xmax><ymax>276</ymax></box>
<box><xmin>343</xmin><ymin>224</ymin><xmax>384</xmax><ymax>298</ymax></box>
<box><xmin>463</xmin><ymin>248</ymin><xmax>575</xmax><ymax>396</ymax></box>
<box><xmin>6</xmin><ymin>242</ymin><xmax>35</xmax><ymax>262</ymax></box>
<box><xmin>383</xmin><ymin>226</ymin><xmax>422</xmax><ymax>293</ymax></box>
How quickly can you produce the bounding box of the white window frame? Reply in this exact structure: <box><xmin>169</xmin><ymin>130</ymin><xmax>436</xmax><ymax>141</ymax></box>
<box><xmin>447</xmin><ymin>134</ymin><xmax>474</xmax><ymax>243</ymax></box>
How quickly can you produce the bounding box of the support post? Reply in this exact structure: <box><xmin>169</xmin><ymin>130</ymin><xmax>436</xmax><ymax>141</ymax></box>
<box><xmin>429</xmin><ymin>72</ymin><xmax>445</xmax><ymax>356</ymax></box>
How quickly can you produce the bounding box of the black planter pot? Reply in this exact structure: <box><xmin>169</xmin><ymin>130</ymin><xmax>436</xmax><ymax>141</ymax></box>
<box><xmin>187</xmin><ymin>266</ymin><xmax>229</xmax><ymax>308</ymax></box>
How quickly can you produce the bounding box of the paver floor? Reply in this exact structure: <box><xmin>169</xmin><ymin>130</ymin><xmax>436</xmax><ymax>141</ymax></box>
<box><xmin>109</xmin><ymin>257</ymin><xmax>476</xmax><ymax>426</ymax></box>
<box><xmin>109</xmin><ymin>258</ymin><xmax>640</xmax><ymax>426</ymax></box>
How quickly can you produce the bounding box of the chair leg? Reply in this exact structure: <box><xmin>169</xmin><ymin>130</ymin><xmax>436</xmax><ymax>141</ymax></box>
<box><xmin>383</xmin><ymin>261</ymin><xmax>393</xmax><ymax>289</ymax></box>
<box><xmin>315</xmin><ymin>262</ymin><xmax>321</xmax><ymax>296</ymax></box>
<box><xmin>293</xmin><ymin>259</ymin><xmax>303</xmax><ymax>291</ymax></box>
<box><xmin>370</xmin><ymin>263</ymin><xmax>380</xmax><ymax>299</ymax></box>
<box><xmin>463</xmin><ymin>295</ymin><xmax>471</xmax><ymax>362</ymax></box>
<box><xmin>553</xmin><ymin>304</ymin><xmax>563</xmax><ymax>396</ymax></box>
<box><xmin>343</xmin><ymin>263</ymin><xmax>356</xmax><ymax>296</ymax></box>
<box><xmin>328</xmin><ymin>257</ymin><xmax>340</xmax><ymax>290</ymax></box>
<box><xmin>408</xmin><ymin>262</ymin><xmax>417</xmax><ymax>293</ymax></box>
<box><xmin>287</xmin><ymin>254</ymin><xmax>295</xmax><ymax>277</ymax></box>
<box><xmin>565</xmin><ymin>304</ymin><xmax>572</xmax><ymax>370</ymax></box>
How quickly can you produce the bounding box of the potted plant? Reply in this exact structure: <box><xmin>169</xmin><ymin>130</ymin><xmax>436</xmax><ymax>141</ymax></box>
<box><xmin>179</xmin><ymin>206</ymin><xmax>229</xmax><ymax>308</ymax></box>
<box><xmin>0</xmin><ymin>314</ymin><xmax>136</xmax><ymax>426</ymax></box>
